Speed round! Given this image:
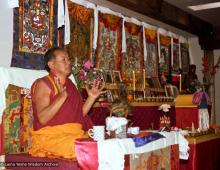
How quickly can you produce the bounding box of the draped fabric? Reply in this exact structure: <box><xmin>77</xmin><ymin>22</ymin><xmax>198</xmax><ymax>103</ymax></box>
<box><xmin>3</xmin><ymin>85</ymin><xmax>22</xmax><ymax>154</ymax></box>
<box><xmin>131</xmin><ymin>133</ymin><xmax>164</xmax><ymax>147</ymax></box>
<box><xmin>180</xmin><ymin>136</ymin><xmax>220</xmax><ymax>170</ymax></box>
<box><xmin>129</xmin><ymin>145</ymin><xmax>178</xmax><ymax>170</ymax></box>
<box><xmin>11</xmin><ymin>0</ymin><xmax>58</xmax><ymax>70</ymax></box>
<box><xmin>159</xmin><ymin>34</ymin><xmax>171</xmax><ymax>75</ymax></box>
<box><xmin>95</xmin><ymin>12</ymin><xmax>122</xmax><ymax>70</ymax></box>
<box><xmin>172</xmin><ymin>38</ymin><xmax>180</xmax><ymax>74</ymax></box>
<box><xmin>180</xmin><ymin>43</ymin><xmax>190</xmax><ymax>74</ymax></box>
<box><xmin>122</xmin><ymin>22</ymin><xmax>144</xmax><ymax>80</ymax></box>
<box><xmin>3</xmin><ymin>85</ymin><xmax>33</xmax><ymax>154</ymax></box>
<box><xmin>28</xmin><ymin>123</ymin><xmax>88</xmax><ymax>159</ymax></box>
<box><xmin>65</xmin><ymin>1</ymin><xmax>93</xmax><ymax>64</ymax></box>
<box><xmin>89</xmin><ymin>106</ymin><xmax>176</xmax><ymax>130</ymax></box>
<box><xmin>144</xmin><ymin>28</ymin><xmax>158</xmax><ymax>77</ymax></box>
<box><xmin>175</xmin><ymin>107</ymin><xmax>199</xmax><ymax>128</ymax></box>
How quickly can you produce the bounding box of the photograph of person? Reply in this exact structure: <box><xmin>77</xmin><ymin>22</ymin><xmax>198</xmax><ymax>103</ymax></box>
<box><xmin>104</xmin><ymin>70</ymin><xmax>113</xmax><ymax>83</ymax></box>
<box><xmin>113</xmin><ymin>70</ymin><xmax>122</xmax><ymax>83</ymax></box>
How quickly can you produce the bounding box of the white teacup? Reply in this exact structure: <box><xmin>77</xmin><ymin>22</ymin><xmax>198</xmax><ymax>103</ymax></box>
<box><xmin>127</xmin><ymin>127</ymin><xmax>140</xmax><ymax>135</ymax></box>
<box><xmin>88</xmin><ymin>126</ymin><xmax>105</xmax><ymax>141</ymax></box>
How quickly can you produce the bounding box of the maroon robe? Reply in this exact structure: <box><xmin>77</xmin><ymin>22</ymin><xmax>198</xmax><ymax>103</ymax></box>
<box><xmin>31</xmin><ymin>74</ymin><xmax>93</xmax><ymax>131</ymax></box>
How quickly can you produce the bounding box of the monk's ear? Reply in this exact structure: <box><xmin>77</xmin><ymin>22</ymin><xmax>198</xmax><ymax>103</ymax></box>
<box><xmin>48</xmin><ymin>60</ymin><xmax>54</xmax><ymax>70</ymax></box>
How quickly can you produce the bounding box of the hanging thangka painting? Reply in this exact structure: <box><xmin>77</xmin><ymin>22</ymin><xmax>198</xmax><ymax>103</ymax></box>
<box><xmin>65</xmin><ymin>1</ymin><xmax>93</xmax><ymax>64</ymax></box>
<box><xmin>95</xmin><ymin>12</ymin><xmax>122</xmax><ymax>70</ymax></box>
<box><xmin>172</xmin><ymin>38</ymin><xmax>180</xmax><ymax>74</ymax></box>
<box><xmin>159</xmin><ymin>34</ymin><xmax>171</xmax><ymax>75</ymax></box>
<box><xmin>11</xmin><ymin>0</ymin><xmax>58</xmax><ymax>70</ymax></box>
<box><xmin>180</xmin><ymin>43</ymin><xmax>190</xmax><ymax>74</ymax></box>
<box><xmin>122</xmin><ymin>22</ymin><xmax>144</xmax><ymax>80</ymax></box>
<box><xmin>144</xmin><ymin>28</ymin><xmax>158</xmax><ymax>77</ymax></box>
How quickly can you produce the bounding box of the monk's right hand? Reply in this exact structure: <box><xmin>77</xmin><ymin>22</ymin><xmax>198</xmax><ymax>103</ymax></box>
<box><xmin>54</xmin><ymin>77</ymin><xmax>68</xmax><ymax>99</ymax></box>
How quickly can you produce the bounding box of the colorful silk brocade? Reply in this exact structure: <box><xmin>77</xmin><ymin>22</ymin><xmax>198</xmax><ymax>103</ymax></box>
<box><xmin>65</xmin><ymin>1</ymin><xmax>93</xmax><ymax>64</ymax></box>
<box><xmin>172</xmin><ymin>38</ymin><xmax>180</xmax><ymax>74</ymax></box>
<box><xmin>3</xmin><ymin>85</ymin><xmax>22</xmax><ymax>153</ymax></box>
<box><xmin>181</xmin><ymin>43</ymin><xmax>190</xmax><ymax>74</ymax></box>
<box><xmin>129</xmin><ymin>145</ymin><xmax>179</xmax><ymax>170</ymax></box>
<box><xmin>11</xmin><ymin>0</ymin><xmax>58</xmax><ymax>70</ymax></box>
<box><xmin>145</xmin><ymin>28</ymin><xmax>158</xmax><ymax>77</ymax></box>
<box><xmin>159</xmin><ymin>34</ymin><xmax>171</xmax><ymax>75</ymax></box>
<box><xmin>95</xmin><ymin>13</ymin><xmax>122</xmax><ymax>70</ymax></box>
<box><xmin>3</xmin><ymin>85</ymin><xmax>33</xmax><ymax>154</ymax></box>
<box><xmin>122</xmin><ymin>22</ymin><xmax>144</xmax><ymax>81</ymax></box>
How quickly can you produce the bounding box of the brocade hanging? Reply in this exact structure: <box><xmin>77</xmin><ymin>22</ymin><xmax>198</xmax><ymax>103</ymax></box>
<box><xmin>159</xmin><ymin>34</ymin><xmax>171</xmax><ymax>75</ymax></box>
<box><xmin>11</xmin><ymin>0</ymin><xmax>58</xmax><ymax>70</ymax></box>
<box><xmin>180</xmin><ymin>43</ymin><xmax>190</xmax><ymax>74</ymax></box>
<box><xmin>95</xmin><ymin>12</ymin><xmax>122</xmax><ymax>70</ymax></box>
<box><xmin>65</xmin><ymin>1</ymin><xmax>93</xmax><ymax>64</ymax></box>
<box><xmin>144</xmin><ymin>28</ymin><xmax>158</xmax><ymax>77</ymax></box>
<box><xmin>122</xmin><ymin>22</ymin><xmax>144</xmax><ymax>80</ymax></box>
<box><xmin>172</xmin><ymin>38</ymin><xmax>180</xmax><ymax>74</ymax></box>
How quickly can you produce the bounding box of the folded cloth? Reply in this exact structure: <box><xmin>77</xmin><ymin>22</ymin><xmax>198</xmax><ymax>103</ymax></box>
<box><xmin>98</xmin><ymin>139</ymin><xmax>126</xmax><ymax>170</ymax></box>
<box><xmin>178</xmin><ymin>133</ymin><xmax>189</xmax><ymax>160</ymax></box>
<box><xmin>131</xmin><ymin>133</ymin><xmax>165</xmax><ymax>147</ymax></box>
<box><xmin>106</xmin><ymin>116</ymin><xmax>128</xmax><ymax>134</ymax></box>
<box><xmin>28</xmin><ymin>123</ymin><xmax>88</xmax><ymax>159</ymax></box>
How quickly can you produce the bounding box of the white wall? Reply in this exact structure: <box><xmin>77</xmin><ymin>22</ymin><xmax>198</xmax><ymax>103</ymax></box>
<box><xmin>188</xmin><ymin>37</ymin><xmax>204</xmax><ymax>83</ymax></box>
<box><xmin>214</xmin><ymin>50</ymin><xmax>220</xmax><ymax>125</ymax></box>
<box><xmin>0</xmin><ymin>1</ymin><xmax>13</xmax><ymax>67</ymax></box>
<box><xmin>189</xmin><ymin>38</ymin><xmax>220</xmax><ymax>125</ymax></box>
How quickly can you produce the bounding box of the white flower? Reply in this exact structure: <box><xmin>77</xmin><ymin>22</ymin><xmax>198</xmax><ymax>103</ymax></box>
<box><xmin>158</xmin><ymin>104</ymin><xmax>171</xmax><ymax>113</ymax></box>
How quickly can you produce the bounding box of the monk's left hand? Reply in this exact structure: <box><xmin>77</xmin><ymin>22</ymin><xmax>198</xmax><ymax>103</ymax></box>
<box><xmin>86</xmin><ymin>78</ymin><xmax>107</xmax><ymax>99</ymax></box>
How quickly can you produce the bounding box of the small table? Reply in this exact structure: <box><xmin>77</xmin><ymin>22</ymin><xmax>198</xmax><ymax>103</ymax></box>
<box><xmin>75</xmin><ymin>132</ymin><xmax>181</xmax><ymax>170</ymax></box>
<box><xmin>180</xmin><ymin>133</ymin><xmax>220</xmax><ymax>170</ymax></box>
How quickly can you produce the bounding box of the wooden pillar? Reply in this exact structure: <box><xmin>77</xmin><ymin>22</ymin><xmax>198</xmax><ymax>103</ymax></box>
<box><xmin>203</xmin><ymin>50</ymin><xmax>216</xmax><ymax>124</ymax></box>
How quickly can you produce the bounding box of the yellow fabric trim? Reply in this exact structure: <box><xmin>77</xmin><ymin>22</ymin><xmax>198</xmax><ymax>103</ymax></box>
<box><xmin>28</xmin><ymin>123</ymin><xmax>88</xmax><ymax>159</ymax></box>
<box><xmin>47</xmin><ymin>75</ymin><xmax>58</xmax><ymax>95</ymax></box>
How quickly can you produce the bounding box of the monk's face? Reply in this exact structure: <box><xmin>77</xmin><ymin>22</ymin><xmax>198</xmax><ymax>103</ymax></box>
<box><xmin>49</xmin><ymin>50</ymin><xmax>72</xmax><ymax>76</ymax></box>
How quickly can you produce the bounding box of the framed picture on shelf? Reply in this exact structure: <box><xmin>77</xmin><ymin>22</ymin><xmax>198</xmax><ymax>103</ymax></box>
<box><xmin>165</xmin><ymin>85</ymin><xmax>173</xmax><ymax>97</ymax></box>
<box><xmin>112</xmin><ymin>70</ymin><xmax>122</xmax><ymax>83</ymax></box>
<box><xmin>152</xmin><ymin>77</ymin><xmax>162</xmax><ymax>88</ymax></box>
<box><xmin>93</xmin><ymin>68</ymin><xmax>105</xmax><ymax>82</ymax></box>
<box><xmin>111</xmin><ymin>89</ymin><xmax>119</xmax><ymax>100</ymax></box>
<box><xmin>165</xmin><ymin>85</ymin><xmax>178</xmax><ymax>97</ymax></box>
<box><xmin>104</xmin><ymin>70</ymin><xmax>113</xmax><ymax>83</ymax></box>
<box><xmin>106</xmin><ymin>90</ymin><xmax>113</xmax><ymax>102</ymax></box>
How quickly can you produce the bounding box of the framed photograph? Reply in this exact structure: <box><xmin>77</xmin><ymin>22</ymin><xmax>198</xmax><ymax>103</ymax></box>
<box><xmin>165</xmin><ymin>85</ymin><xmax>179</xmax><ymax>98</ymax></box>
<box><xmin>106</xmin><ymin>90</ymin><xmax>113</xmax><ymax>102</ymax></box>
<box><xmin>93</xmin><ymin>68</ymin><xmax>105</xmax><ymax>82</ymax></box>
<box><xmin>165</xmin><ymin>85</ymin><xmax>173</xmax><ymax>97</ymax></box>
<box><xmin>104</xmin><ymin>70</ymin><xmax>113</xmax><ymax>83</ymax></box>
<box><xmin>152</xmin><ymin>77</ymin><xmax>162</xmax><ymax>88</ymax></box>
<box><xmin>111</xmin><ymin>89</ymin><xmax>119</xmax><ymax>100</ymax></box>
<box><xmin>112</xmin><ymin>70</ymin><xmax>122</xmax><ymax>83</ymax></box>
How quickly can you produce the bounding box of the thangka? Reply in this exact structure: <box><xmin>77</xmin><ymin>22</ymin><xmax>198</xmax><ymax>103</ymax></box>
<box><xmin>144</xmin><ymin>28</ymin><xmax>158</xmax><ymax>77</ymax></box>
<box><xmin>180</xmin><ymin>43</ymin><xmax>190</xmax><ymax>74</ymax></box>
<box><xmin>65</xmin><ymin>1</ymin><xmax>93</xmax><ymax>64</ymax></box>
<box><xmin>122</xmin><ymin>22</ymin><xmax>144</xmax><ymax>80</ymax></box>
<box><xmin>95</xmin><ymin>12</ymin><xmax>122</xmax><ymax>70</ymax></box>
<box><xmin>159</xmin><ymin>34</ymin><xmax>171</xmax><ymax>75</ymax></box>
<box><xmin>11</xmin><ymin>0</ymin><xmax>58</xmax><ymax>70</ymax></box>
<box><xmin>172</xmin><ymin>38</ymin><xmax>180</xmax><ymax>74</ymax></box>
